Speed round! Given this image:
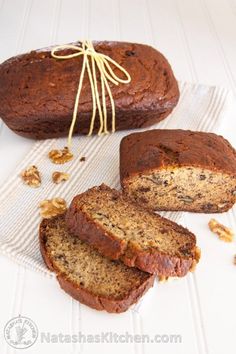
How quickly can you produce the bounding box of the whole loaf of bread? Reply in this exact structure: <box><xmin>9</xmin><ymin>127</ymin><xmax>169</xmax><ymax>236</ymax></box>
<box><xmin>0</xmin><ymin>41</ymin><xmax>179</xmax><ymax>139</ymax></box>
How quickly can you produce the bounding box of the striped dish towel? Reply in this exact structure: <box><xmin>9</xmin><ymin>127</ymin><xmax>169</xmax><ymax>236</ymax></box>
<box><xmin>0</xmin><ymin>82</ymin><xmax>233</xmax><ymax>275</ymax></box>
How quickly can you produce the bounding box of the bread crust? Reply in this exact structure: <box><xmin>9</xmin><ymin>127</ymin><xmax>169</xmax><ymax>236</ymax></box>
<box><xmin>66</xmin><ymin>185</ymin><xmax>198</xmax><ymax>277</ymax></box>
<box><xmin>120</xmin><ymin>129</ymin><xmax>236</xmax><ymax>179</ymax></box>
<box><xmin>57</xmin><ymin>274</ymin><xmax>154</xmax><ymax>313</ymax></box>
<box><xmin>39</xmin><ymin>217</ymin><xmax>154</xmax><ymax>313</ymax></box>
<box><xmin>120</xmin><ymin>130</ymin><xmax>236</xmax><ymax>213</ymax></box>
<box><xmin>0</xmin><ymin>41</ymin><xmax>179</xmax><ymax>139</ymax></box>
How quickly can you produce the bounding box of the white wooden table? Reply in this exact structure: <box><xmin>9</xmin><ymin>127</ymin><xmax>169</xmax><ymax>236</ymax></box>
<box><xmin>0</xmin><ymin>1</ymin><xmax>236</xmax><ymax>353</ymax></box>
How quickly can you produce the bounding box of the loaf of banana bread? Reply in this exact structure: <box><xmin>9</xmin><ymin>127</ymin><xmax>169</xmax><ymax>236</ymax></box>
<box><xmin>40</xmin><ymin>214</ymin><xmax>154</xmax><ymax>313</ymax></box>
<box><xmin>120</xmin><ymin>129</ymin><xmax>236</xmax><ymax>212</ymax></box>
<box><xmin>66</xmin><ymin>184</ymin><xmax>200</xmax><ymax>276</ymax></box>
<box><xmin>0</xmin><ymin>41</ymin><xmax>179</xmax><ymax>139</ymax></box>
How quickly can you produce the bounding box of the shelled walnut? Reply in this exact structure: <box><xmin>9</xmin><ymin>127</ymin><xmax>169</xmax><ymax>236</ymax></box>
<box><xmin>233</xmin><ymin>255</ymin><xmax>236</xmax><ymax>265</ymax></box>
<box><xmin>20</xmin><ymin>165</ymin><xmax>41</xmax><ymax>188</ymax></box>
<box><xmin>52</xmin><ymin>171</ymin><xmax>70</xmax><ymax>184</ymax></box>
<box><xmin>158</xmin><ymin>276</ymin><xmax>179</xmax><ymax>283</ymax></box>
<box><xmin>208</xmin><ymin>218</ymin><xmax>234</xmax><ymax>243</ymax></box>
<box><xmin>48</xmin><ymin>147</ymin><xmax>73</xmax><ymax>164</ymax></box>
<box><xmin>39</xmin><ymin>198</ymin><xmax>67</xmax><ymax>219</ymax></box>
<box><xmin>190</xmin><ymin>247</ymin><xmax>201</xmax><ymax>272</ymax></box>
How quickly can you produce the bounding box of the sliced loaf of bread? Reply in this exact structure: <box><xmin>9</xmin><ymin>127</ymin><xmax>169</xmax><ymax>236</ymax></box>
<box><xmin>66</xmin><ymin>184</ymin><xmax>200</xmax><ymax>276</ymax></box>
<box><xmin>39</xmin><ymin>214</ymin><xmax>154</xmax><ymax>313</ymax></box>
<box><xmin>120</xmin><ymin>129</ymin><xmax>236</xmax><ymax>213</ymax></box>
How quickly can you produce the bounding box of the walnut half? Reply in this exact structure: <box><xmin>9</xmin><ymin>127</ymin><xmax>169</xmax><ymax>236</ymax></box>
<box><xmin>20</xmin><ymin>165</ymin><xmax>41</xmax><ymax>188</ymax></box>
<box><xmin>190</xmin><ymin>247</ymin><xmax>201</xmax><ymax>272</ymax></box>
<box><xmin>39</xmin><ymin>198</ymin><xmax>67</xmax><ymax>219</ymax></box>
<box><xmin>233</xmin><ymin>255</ymin><xmax>236</xmax><ymax>265</ymax></box>
<box><xmin>48</xmin><ymin>147</ymin><xmax>73</xmax><ymax>164</ymax></box>
<box><xmin>158</xmin><ymin>276</ymin><xmax>179</xmax><ymax>283</ymax></box>
<box><xmin>52</xmin><ymin>171</ymin><xmax>70</xmax><ymax>184</ymax></box>
<box><xmin>208</xmin><ymin>218</ymin><xmax>234</xmax><ymax>243</ymax></box>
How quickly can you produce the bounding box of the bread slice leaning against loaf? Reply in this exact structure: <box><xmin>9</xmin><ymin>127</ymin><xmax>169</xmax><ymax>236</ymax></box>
<box><xmin>120</xmin><ymin>129</ymin><xmax>236</xmax><ymax>213</ymax></box>
<box><xmin>66</xmin><ymin>184</ymin><xmax>200</xmax><ymax>276</ymax></box>
<box><xmin>39</xmin><ymin>214</ymin><xmax>154</xmax><ymax>313</ymax></box>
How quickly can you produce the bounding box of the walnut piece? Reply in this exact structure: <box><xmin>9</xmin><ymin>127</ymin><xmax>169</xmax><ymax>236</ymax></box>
<box><xmin>190</xmin><ymin>247</ymin><xmax>201</xmax><ymax>272</ymax></box>
<box><xmin>195</xmin><ymin>247</ymin><xmax>201</xmax><ymax>262</ymax></box>
<box><xmin>233</xmin><ymin>255</ymin><xmax>236</xmax><ymax>265</ymax></box>
<box><xmin>208</xmin><ymin>218</ymin><xmax>234</xmax><ymax>243</ymax></box>
<box><xmin>158</xmin><ymin>276</ymin><xmax>178</xmax><ymax>283</ymax></box>
<box><xmin>39</xmin><ymin>198</ymin><xmax>67</xmax><ymax>219</ymax></box>
<box><xmin>178</xmin><ymin>196</ymin><xmax>193</xmax><ymax>203</ymax></box>
<box><xmin>52</xmin><ymin>171</ymin><xmax>70</xmax><ymax>184</ymax></box>
<box><xmin>48</xmin><ymin>147</ymin><xmax>73</xmax><ymax>164</ymax></box>
<box><xmin>158</xmin><ymin>275</ymin><xmax>169</xmax><ymax>283</ymax></box>
<box><xmin>20</xmin><ymin>165</ymin><xmax>41</xmax><ymax>188</ymax></box>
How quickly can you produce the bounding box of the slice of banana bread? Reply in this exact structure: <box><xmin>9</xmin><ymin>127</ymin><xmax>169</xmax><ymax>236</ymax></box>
<box><xmin>39</xmin><ymin>214</ymin><xmax>154</xmax><ymax>313</ymax></box>
<box><xmin>66</xmin><ymin>184</ymin><xmax>200</xmax><ymax>276</ymax></box>
<box><xmin>120</xmin><ymin>130</ymin><xmax>236</xmax><ymax>213</ymax></box>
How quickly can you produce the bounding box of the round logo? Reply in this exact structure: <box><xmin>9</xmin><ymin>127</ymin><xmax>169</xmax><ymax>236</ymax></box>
<box><xmin>4</xmin><ymin>315</ymin><xmax>38</xmax><ymax>349</ymax></box>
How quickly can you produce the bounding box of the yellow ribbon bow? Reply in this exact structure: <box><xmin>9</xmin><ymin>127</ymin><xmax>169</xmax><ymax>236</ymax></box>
<box><xmin>51</xmin><ymin>40</ymin><xmax>131</xmax><ymax>148</ymax></box>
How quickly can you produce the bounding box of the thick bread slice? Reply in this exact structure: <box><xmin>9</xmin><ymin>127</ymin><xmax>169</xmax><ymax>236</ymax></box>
<box><xmin>120</xmin><ymin>130</ymin><xmax>236</xmax><ymax>213</ymax></box>
<box><xmin>66</xmin><ymin>184</ymin><xmax>200</xmax><ymax>276</ymax></box>
<box><xmin>39</xmin><ymin>214</ymin><xmax>154</xmax><ymax>313</ymax></box>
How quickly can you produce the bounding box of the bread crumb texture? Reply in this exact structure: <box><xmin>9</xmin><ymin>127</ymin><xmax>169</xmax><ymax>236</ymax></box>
<box><xmin>42</xmin><ymin>215</ymin><xmax>152</xmax><ymax>299</ymax></box>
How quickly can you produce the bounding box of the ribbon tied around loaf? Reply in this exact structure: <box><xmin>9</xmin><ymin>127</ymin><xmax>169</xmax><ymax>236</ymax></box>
<box><xmin>51</xmin><ymin>40</ymin><xmax>131</xmax><ymax>148</ymax></box>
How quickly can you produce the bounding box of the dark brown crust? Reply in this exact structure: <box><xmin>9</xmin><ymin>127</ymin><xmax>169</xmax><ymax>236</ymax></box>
<box><xmin>57</xmin><ymin>273</ymin><xmax>154</xmax><ymax>313</ymax></box>
<box><xmin>120</xmin><ymin>129</ymin><xmax>236</xmax><ymax>179</ymax></box>
<box><xmin>120</xmin><ymin>129</ymin><xmax>236</xmax><ymax>213</ymax></box>
<box><xmin>7</xmin><ymin>109</ymin><xmax>173</xmax><ymax>140</ymax></box>
<box><xmin>66</xmin><ymin>184</ymin><xmax>199</xmax><ymax>277</ymax></box>
<box><xmin>39</xmin><ymin>216</ymin><xmax>154</xmax><ymax>313</ymax></box>
<box><xmin>65</xmin><ymin>197</ymin><xmax>127</xmax><ymax>260</ymax></box>
<box><xmin>0</xmin><ymin>41</ymin><xmax>179</xmax><ymax>139</ymax></box>
<box><xmin>135</xmin><ymin>202</ymin><xmax>236</xmax><ymax>214</ymax></box>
